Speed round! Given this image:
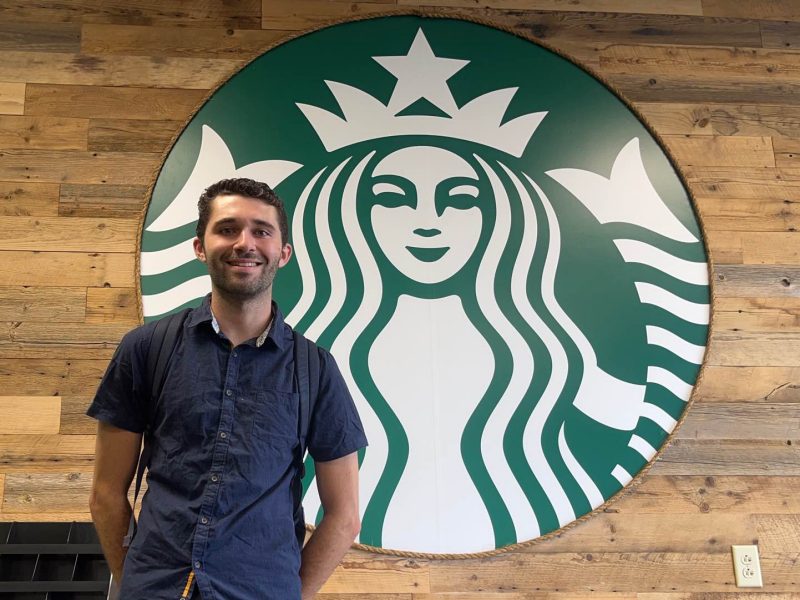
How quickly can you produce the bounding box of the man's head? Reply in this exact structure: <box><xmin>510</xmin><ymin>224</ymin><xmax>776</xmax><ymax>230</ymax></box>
<box><xmin>196</xmin><ymin>178</ymin><xmax>289</xmax><ymax>245</ymax></box>
<box><xmin>193</xmin><ymin>178</ymin><xmax>292</xmax><ymax>302</ymax></box>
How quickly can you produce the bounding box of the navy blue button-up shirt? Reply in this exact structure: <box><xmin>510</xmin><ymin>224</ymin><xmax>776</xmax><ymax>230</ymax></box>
<box><xmin>88</xmin><ymin>296</ymin><xmax>368</xmax><ymax>600</ymax></box>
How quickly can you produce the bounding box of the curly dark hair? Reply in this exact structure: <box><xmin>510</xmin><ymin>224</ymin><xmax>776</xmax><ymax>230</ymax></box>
<box><xmin>196</xmin><ymin>178</ymin><xmax>289</xmax><ymax>244</ymax></box>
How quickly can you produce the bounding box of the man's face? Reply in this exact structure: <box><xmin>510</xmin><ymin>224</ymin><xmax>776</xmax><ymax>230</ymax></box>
<box><xmin>194</xmin><ymin>194</ymin><xmax>292</xmax><ymax>301</ymax></box>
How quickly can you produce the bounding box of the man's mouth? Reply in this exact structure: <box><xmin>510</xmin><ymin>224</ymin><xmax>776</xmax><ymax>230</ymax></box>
<box><xmin>226</xmin><ymin>258</ymin><xmax>263</xmax><ymax>268</ymax></box>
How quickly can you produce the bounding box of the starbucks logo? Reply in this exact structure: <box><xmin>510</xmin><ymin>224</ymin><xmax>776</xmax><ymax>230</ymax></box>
<box><xmin>141</xmin><ymin>17</ymin><xmax>709</xmax><ymax>555</ymax></box>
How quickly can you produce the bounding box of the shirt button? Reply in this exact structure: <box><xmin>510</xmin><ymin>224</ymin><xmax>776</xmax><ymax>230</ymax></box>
<box><xmin>226</xmin><ymin>389</ymin><xmax>232</xmax><ymax>396</ymax></box>
<box><xmin>211</xmin><ymin>474</ymin><xmax>219</xmax><ymax>482</ymax></box>
<box><xmin>194</xmin><ymin>561</ymin><xmax>201</xmax><ymax>569</ymax></box>
<box><xmin>233</xmin><ymin>351</ymin><xmax>238</xmax><ymax>357</ymax></box>
<box><xmin>219</xmin><ymin>432</ymin><xmax>227</xmax><ymax>439</ymax></box>
<box><xmin>201</xmin><ymin>516</ymin><xmax>209</xmax><ymax>524</ymax></box>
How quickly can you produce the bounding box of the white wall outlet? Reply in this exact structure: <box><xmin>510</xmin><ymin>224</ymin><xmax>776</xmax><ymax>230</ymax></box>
<box><xmin>731</xmin><ymin>545</ymin><xmax>763</xmax><ymax>588</ymax></box>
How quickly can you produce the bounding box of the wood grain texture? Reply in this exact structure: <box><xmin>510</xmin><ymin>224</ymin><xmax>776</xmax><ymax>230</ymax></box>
<box><xmin>0</xmin><ymin>397</ymin><xmax>61</xmax><ymax>434</ymax></box>
<box><xmin>0</xmin><ymin>115</ymin><xmax>88</xmax><ymax>150</ymax></box>
<box><xmin>85</xmin><ymin>287</ymin><xmax>139</xmax><ymax>324</ymax></box>
<box><xmin>59</xmin><ymin>183</ymin><xmax>147</xmax><ymax>218</ymax></box>
<box><xmin>0</xmin><ymin>82</ymin><xmax>25</xmax><ymax>115</ymax></box>
<box><xmin>0</xmin><ymin>216</ymin><xmax>137</xmax><ymax>252</ymax></box>
<box><xmin>636</xmin><ymin>103</ymin><xmax>800</xmax><ymax>138</ymax></box>
<box><xmin>397</xmin><ymin>1</ymin><xmax>704</xmax><ymax>16</ymax></box>
<box><xmin>702</xmin><ymin>0</ymin><xmax>800</xmax><ymax>21</ymax></box>
<box><xmin>0</xmin><ymin>181</ymin><xmax>59</xmax><ymax>216</ymax></box>
<box><xmin>0</xmin><ymin>251</ymin><xmax>134</xmax><ymax>286</ymax></box>
<box><xmin>0</xmin><ymin>0</ymin><xmax>263</xmax><ymax>29</ymax></box>
<box><xmin>81</xmin><ymin>23</ymin><xmax>290</xmax><ymax>58</ymax></box>
<box><xmin>0</xmin><ymin>286</ymin><xmax>86</xmax><ymax>321</ymax></box>
<box><xmin>262</xmin><ymin>0</ymin><xmax>402</xmax><ymax>30</ymax></box>
<box><xmin>0</xmin><ymin>22</ymin><xmax>81</xmax><ymax>53</ymax></box>
<box><xmin>663</xmin><ymin>135</ymin><xmax>774</xmax><ymax>167</ymax></box>
<box><xmin>88</xmin><ymin>118</ymin><xmax>182</xmax><ymax>152</ymax></box>
<box><xmin>0</xmin><ymin>50</ymin><xmax>245</xmax><ymax>89</ymax></box>
<box><xmin>0</xmin><ymin>149</ymin><xmax>161</xmax><ymax>184</ymax></box>
<box><xmin>697</xmin><ymin>366</ymin><xmax>800</xmax><ymax>402</ymax></box>
<box><xmin>26</xmin><ymin>84</ymin><xmax>206</xmax><ymax>120</ymax></box>
<box><xmin>696</xmin><ymin>197</ymin><xmax>799</xmax><ymax>232</ymax></box>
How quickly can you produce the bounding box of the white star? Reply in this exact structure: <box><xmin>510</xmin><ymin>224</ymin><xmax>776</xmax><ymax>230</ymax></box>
<box><xmin>373</xmin><ymin>29</ymin><xmax>468</xmax><ymax>116</ymax></box>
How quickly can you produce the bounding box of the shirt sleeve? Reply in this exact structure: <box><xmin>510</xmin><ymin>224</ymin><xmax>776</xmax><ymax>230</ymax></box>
<box><xmin>307</xmin><ymin>348</ymin><xmax>368</xmax><ymax>462</ymax></box>
<box><xmin>86</xmin><ymin>326</ymin><xmax>150</xmax><ymax>433</ymax></box>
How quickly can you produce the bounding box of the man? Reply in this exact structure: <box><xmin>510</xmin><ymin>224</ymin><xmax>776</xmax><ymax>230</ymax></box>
<box><xmin>88</xmin><ymin>178</ymin><xmax>367</xmax><ymax>599</ymax></box>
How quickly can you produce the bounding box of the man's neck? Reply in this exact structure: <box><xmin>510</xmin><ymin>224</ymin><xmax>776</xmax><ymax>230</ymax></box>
<box><xmin>209</xmin><ymin>291</ymin><xmax>273</xmax><ymax>347</ymax></box>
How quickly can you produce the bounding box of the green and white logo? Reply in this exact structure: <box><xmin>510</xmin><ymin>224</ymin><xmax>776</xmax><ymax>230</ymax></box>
<box><xmin>141</xmin><ymin>16</ymin><xmax>709</xmax><ymax>555</ymax></box>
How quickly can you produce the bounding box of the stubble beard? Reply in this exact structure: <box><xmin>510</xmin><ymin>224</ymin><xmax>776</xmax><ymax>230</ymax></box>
<box><xmin>208</xmin><ymin>253</ymin><xmax>280</xmax><ymax>301</ymax></box>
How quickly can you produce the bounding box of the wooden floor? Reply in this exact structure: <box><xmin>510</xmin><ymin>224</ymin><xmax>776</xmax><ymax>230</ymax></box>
<box><xmin>0</xmin><ymin>1</ymin><xmax>799</xmax><ymax>597</ymax></box>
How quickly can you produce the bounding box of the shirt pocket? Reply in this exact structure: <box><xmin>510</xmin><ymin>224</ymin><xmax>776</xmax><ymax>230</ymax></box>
<box><xmin>250</xmin><ymin>390</ymin><xmax>300</xmax><ymax>446</ymax></box>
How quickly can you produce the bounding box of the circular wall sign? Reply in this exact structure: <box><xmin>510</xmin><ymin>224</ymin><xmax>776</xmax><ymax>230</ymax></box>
<box><xmin>140</xmin><ymin>15</ymin><xmax>710</xmax><ymax>555</ymax></box>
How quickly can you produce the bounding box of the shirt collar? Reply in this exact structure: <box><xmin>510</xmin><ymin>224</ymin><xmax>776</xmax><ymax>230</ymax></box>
<box><xmin>186</xmin><ymin>294</ymin><xmax>289</xmax><ymax>350</ymax></box>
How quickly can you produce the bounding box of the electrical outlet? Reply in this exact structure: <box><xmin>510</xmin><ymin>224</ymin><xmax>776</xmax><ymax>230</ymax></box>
<box><xmin>731</xmin><ymin>545</ymin><xmax>763</xmax><ymax>588</ymax></box>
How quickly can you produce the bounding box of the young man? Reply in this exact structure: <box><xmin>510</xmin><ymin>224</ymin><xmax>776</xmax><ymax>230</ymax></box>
<box><xmin>88</xmin><ymin>178</ymin><xmax>367</xmax><ymax>600</ymax></box>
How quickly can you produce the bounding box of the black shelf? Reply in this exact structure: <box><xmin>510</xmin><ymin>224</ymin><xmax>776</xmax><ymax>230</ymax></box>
<box><xmin>0</xmin><ymin>523</ymin><xmax>109</xmax><ymax>600</ymax></box>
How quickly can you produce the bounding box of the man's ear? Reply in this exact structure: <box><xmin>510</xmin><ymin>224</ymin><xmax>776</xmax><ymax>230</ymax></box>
<box><xmin>193</xmin><ymin>237</ymin><xmax>206</xmax><ymax>263</ymax></box>
<box><xmin>279</xmin><ymin>243</ymin><xmax>293</xmax><ymax>268</ymax></box>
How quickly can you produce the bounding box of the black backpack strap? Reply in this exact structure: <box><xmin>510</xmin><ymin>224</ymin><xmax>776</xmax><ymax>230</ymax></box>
<box><xmin>123</xmin><ymin>308</ymin><xmax>190</xmax><ymax>548</ymax></box>
<box><xmin>292</xmin><ymin>329</ymin><xmax>321</xmax><ymax>548</ymax></box>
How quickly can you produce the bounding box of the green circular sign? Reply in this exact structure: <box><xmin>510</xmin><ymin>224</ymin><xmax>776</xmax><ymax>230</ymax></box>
<box><xmin>141</xmin><ymin>16</ymin><xmax>710</xmax><ymax>555</ymax></box>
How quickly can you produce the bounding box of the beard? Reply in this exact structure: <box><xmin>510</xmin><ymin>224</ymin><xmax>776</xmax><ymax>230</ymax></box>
<box><xmin>206</xmin><ymin>251</ymin><xmax>280</xmax><ymax>301</ymax></box>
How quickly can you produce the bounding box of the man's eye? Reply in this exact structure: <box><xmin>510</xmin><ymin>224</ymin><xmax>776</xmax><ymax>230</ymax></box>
<box><xmin>219</xmin><ymin>227</ymin><xmax>235</xmax><ymax>235</ymax></box>
<box><xmin>255</xmin><ymin>229</ymin><xmax>271</xmax><ymax>237</ymax></box>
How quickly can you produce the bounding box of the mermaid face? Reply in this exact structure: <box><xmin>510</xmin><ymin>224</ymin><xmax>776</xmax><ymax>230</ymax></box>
<box><xmin>369</xmin><ymin>146</ymin><xmax>483</xmax><ymax>284</ymax></box>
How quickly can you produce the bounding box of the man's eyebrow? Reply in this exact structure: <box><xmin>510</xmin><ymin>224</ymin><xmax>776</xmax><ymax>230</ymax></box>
<box><xmin>212</xmin><ymin>218</ymin><xmax>275</xmax><ymax>229</ymax></box>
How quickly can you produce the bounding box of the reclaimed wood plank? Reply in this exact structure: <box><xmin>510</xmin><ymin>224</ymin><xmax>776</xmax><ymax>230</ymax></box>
<box><xmin>0</xmin><ymin>50</ymin><xmax>244</xmax><ymax>89</ymax></box>
<box><xmin>0</xmin><ymin>149</ymin><xmax>161</xmax><ymax>185</ymax></box>
<box><xmin>698</xmin><ymin>366</ymin><xmax>800</xmax><ymax>403</ymax></box>
<box><xmin>600</xmin><ymin>44</ymin><xmax>800</xmax><ymax>80</ymax></box>
<box><xmin>0</xmin><ymin>181</ymin><xmax>59</xmax><ymax>216</ymax></box>
<box><xmin>396</xmin><ymin>1</ymin><xmax>704</xmax><ymax>16</ymax></box>
<box><xmin>0</xmin><ymin>216</ymin><xmax>137</xmax><ymax>252</ymax></box>
<box><xmin>26</xmin><ymin>83</ymin><xmax>206</xmax><ymax>120</ymax></box>
<box><xmin>0</xmin><ymin>251</ymin><xmax>134</xmax><ymax>287</ymax></box>
<box><xmin>606</xmin><ymin>73</ymin><xmax>800</xmax><ymax>105</ymax></box>
<box><xmin>0</xmin><ymin>434</ymin><xmax>95</xmax><ymax>466</ymax></box>
<box><xmin>0</xmin><ymin>346</ymin><xmax>116</xmax><ymax>361</ymax></box>
<box><xmin>1</xmin><ymin>321</ymin><xmax>134</xmax><ymax>348</ymax></box>
<box><xmin>702</xmin><ymin>0</ymin><xmax>800</xmax><ymax>22</ymax></box>
<box><xmin>0</xmin><ymin>359</ymin><xmax>107</xmax><ymax>396</ymax></box>
<box><xmin>0</xmin><ymin>115</ymin><xmax>87</xmax><ymax>150</ymax></box>
<box><xmin>0</xmin><ymin>0</ymin><xmax>262</xmax><ymax>29</ymax></box>
<box><xmin>2</xmin><ymin>471</ymin><xmax>91</xmax><ymax>514</ymax></box>
<box><xmin>696</xmin><ymin>197</ymin><xmax>799</xmax><ymax>232</ymax></box>
<box><xmin>684</xmin><ymin>166</ymin><xmax>800</xmax><ymax>200</ymax></box>
<box><xmin>636</xmin><ymin>102</ymin><xmax>800</xmax><ymax>138</ymax></box>
<box><xmin>85</xmin><ymin>287</ymin><xmax>139</xmax><ymax>324</ymax></box>
<box><xmin>535</xmin><ymin>513</ymin><xmax>800</xmax><ymax>553</ymax></box>
<box><xmin>613</xmin><ymin>475</ymin><xmax>800</xmax><ymax>514</ymax></box>
<box><xmin>81</xmin><ymin>23</ymin><xmax>290</xmax><ymax>58</ymax></box>
<box><xmin>772</xmin><ymin>136</ymin><xmax>800</xmax><ymax>169</ymax></box>
<box><xmin>0</xmin><ymin>397</ymin><xmax>61</xmax><ymax>434</ymax></box>
<box><xmin>0</xmin><ymin>22</ymin><xmax>81</xmax><ymax>53</ymax></box>
<box><xmin>706</xmin><ymin>333</ymin><xmax>800</xmax><ymax>366</ymax></box>
<box><xmin>493</xmin><ymin>11</ymin><xmax>762</xmax><ymax>51</ymax></box>
<box><xmin>261</xmin><ymin>0</ymin><xmax>402</xmax><ymax>30</ymax></box>
<box><xmin>653</xmin><ymin>439</ymin><xmax>800</xmax><ymax>475</ymax></box>
<box><xmin>88</xmin><ymin>118</ymin><xmax>181</xmax><ymax>153</ymax></box>
<box><xmin>0</xmin><ymin>82</ymin><xmax>25</xmax><ymax>115</ymax></box>
<box><xmin>760</xmin><ymin>20</ymin><xmax>800</xmax><ymax>49</ymax></box>
<box><xmin>0</xmin><ymin>286</ymin><xmax>86</xmax><ymax>321</ymax></box>
<box><xmin>60</xmin><ymin>396</ymin><xmax>96</xmax><ymax>435</ymax></box>
<box><xmin>713</xmin><ymin>297</ymin><xmax>800</xmax><ymax>332</ymax></box>
<box><xmin>428</xmin><ymin>551</ymin><xmax>798</xmax><ymax>592</ymax></box>
<box><xmin>320</xmin><ymin>556</ymin><xmax>430</xmax><ymax>595</ymax></box>
<box><xmin>714</xmin><ymin>265</ymin><xmax>800</xmax><ymax>298</ymax></box>
<box><xmin>676</xmin><ymin>403</ymin><xmax>800</xmax><ymax>440</ymax></box>
<box><xmin>663</xmin><ymin>135</ymin><xmax>774</xmax><ymax>167</ymax></box>
<box><xmin>59</xmin><ymin>183</ymin><xmax>146</xmax><ymax>218</ymax></box>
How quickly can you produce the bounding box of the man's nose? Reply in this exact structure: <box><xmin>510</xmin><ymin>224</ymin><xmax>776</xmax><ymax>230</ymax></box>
<box><xmin>233</xmin><ymin>230</ymin><xmax>255</xmax><ymax>250</ymax></box>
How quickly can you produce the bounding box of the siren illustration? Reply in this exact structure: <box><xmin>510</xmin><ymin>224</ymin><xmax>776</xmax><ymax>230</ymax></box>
<box><xmin>140</xmin><ymin>20</ymin><xmax>709</xmax><ymax>554</ymax></box>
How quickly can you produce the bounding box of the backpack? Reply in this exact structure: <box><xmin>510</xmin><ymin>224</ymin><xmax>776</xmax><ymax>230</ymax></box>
<box><xmin>123</xmin><ymin>308</ymin><xmax>319</xmax><ymax>552</ymax></box>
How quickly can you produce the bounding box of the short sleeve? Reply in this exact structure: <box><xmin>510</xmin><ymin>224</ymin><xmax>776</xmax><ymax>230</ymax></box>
<box><xmin>86</xmin><ymin>326</ymin><xmax>150</xmax><ymax>433</ymax></box>
<box><xmin>306</xmin><ymin>349</ymin><xmax>368</xmax><ymax>462</ymax></box>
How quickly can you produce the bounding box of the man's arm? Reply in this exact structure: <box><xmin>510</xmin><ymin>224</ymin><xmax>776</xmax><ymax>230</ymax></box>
<box><xmin>89</xmin><ymin>420</ymin><xmax>142</xmax><ymax>583</ymax></box>
<box><xmin>299</xmin><ymin>452</ymin><xmax>361</xmax><ymax>600</ymax></box>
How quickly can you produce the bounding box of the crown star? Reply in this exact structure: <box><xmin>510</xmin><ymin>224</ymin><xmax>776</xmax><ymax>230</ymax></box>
<box><xmin>296</xmin><ymin>28</ymin><xmax>547</xmax><ymax>158</ymax></box>
<box><xmin>373</xmin><ymin>29</ymin><xmax>468</xmax><ymax>116</ymax></box>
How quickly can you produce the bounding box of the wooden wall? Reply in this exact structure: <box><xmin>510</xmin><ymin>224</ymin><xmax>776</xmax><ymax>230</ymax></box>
<box><xmin>1</xmin><ymin>1</ymin><xmax>799</xmax><ymax>597</ymax></box>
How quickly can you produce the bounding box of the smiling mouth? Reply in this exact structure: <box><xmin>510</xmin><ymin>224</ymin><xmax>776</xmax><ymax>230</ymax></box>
<box><xmin>226</xmin><ymin>258</ymin><xmax>263</xmax><ymax>268</ymax></box>
<box><xmin>406</xmin><ymin>246</ymin><xmax>450</xmax><ymax>262</ymax></box>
